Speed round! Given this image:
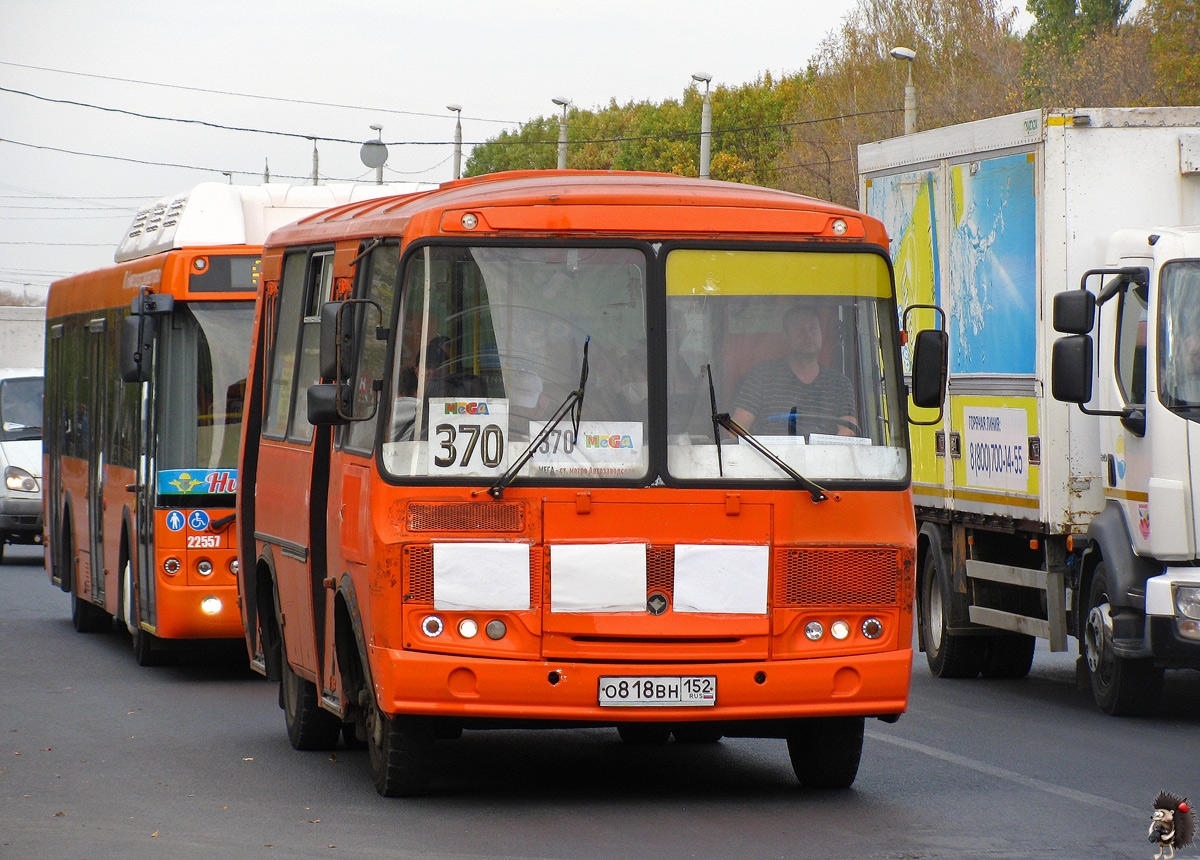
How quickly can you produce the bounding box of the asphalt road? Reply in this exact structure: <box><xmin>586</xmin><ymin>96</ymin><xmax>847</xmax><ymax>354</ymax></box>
<box><xmin>3</xmin><ymin>543</ymin><xmax>1198</xmax><ymax>860</ymax></box>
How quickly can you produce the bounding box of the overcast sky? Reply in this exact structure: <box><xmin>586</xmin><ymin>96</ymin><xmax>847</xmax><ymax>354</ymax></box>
<box><xmin>2</xmin><ymin>0</ymin><xmax>1023</xmax><ymax>300</ymax></box>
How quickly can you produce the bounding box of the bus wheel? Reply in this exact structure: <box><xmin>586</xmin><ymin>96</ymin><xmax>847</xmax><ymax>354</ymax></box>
<box><xmin>281</xmin><ymin>660</ymin><xmax>342</xmax><ymax>751</ymax></box>
<box><xmin>71</xmin><ymin>593</ymin><xmax>109</xmax><ymax>633</ymax></box>
<box><xmin>131</xmin><ymin>625</ymin><xmax>163</xmax><ymax>667</ymax></box>
<box><xmin>366</xmin><ymin>705</ymin><xmax>434</xmax><ymax>797</ymax></box>
<box><xmin>1083</xmin><ymin>563</ymin><xmax>1163</xmax><ymax>715</ymax></box>
<box><xmin>919</xmin><ymin>547</ymin><xmax>984</xmax><ymax>678</ymax></box>
<box><xmin>120</xmin><ymin>561</ymin><xmax>139</xmax><ymax>635</ymax></box>
<box><xmin>981</xmin><ymin>634</ymin><xmax>1036</xmax><ymax>679</ymax></box>
<box><xmin>786</xmin><ymin>716</ymin><xmax>864</xmax><ymax>789</ymax></box>
<box><xmin>617</xmin><ymin>723</ymin><xmax>671</xmax><ymax>745</ymax></box>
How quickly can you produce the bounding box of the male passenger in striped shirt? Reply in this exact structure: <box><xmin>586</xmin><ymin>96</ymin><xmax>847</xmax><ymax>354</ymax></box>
<box><xmin>729</xmin><ymin>303</ymin><xmax>858</xmax><ymax>439</ymax></box>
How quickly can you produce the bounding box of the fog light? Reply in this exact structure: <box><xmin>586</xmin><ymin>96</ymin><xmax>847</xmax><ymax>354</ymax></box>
<box><xmin>804</xmin><ymin>621</ymin><xmax>824</xmax><ymax>641</ymax></box>
<box><xmin>862</xmin><ymin>617</ymin><xmax>884</xmax><ymax>639</ymax></box>
<box><xmin>163</xmin><ymin>557</ymin><xmax>181</xmax><ymax>575</ymax></box>
<box><xmin>1175</xmin><ymin>585</ymin><xmax>1200</xmax><ymax>620</ymax></box>
<box><xmin>200</xmin><ymin>596</ymin><xmax>222</xmax><ymax>615</ymax></box>
<box><xmin>197</xmin><ymin>559</ymin><xmax>213</xmax><ymax>576</ymax></box>
<box><xmin>229</xmin><ymin>558</ymin><xmax>240</xmax><ymax>576</ymax></box>
<box><xmin>421</xmin><ymin>615</ymin><xmax>444</xmax><ymax>637</ymax></box>
<box><xmin>458</xmin><ymin>618</ymin><xmax>479</xmax><ymax>639</ymax></box>
<box><xmin>831</xmin><ymin>620</ymin><xmax>851</xmax><ymax>640</ymax></box>
<box><xmin>1178</xmin><ymin>619</ymin><xmax>1200</xmax><ymax>641</ymax></box>
<box><xmin>486</xmin><ymin>619</ymin><xmax>506</xmax><ymax>640</ymax></box>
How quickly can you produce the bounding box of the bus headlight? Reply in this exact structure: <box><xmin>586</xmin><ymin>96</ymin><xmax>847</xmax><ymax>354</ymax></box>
<box><xmin>804</xmin><ymin>621</ymin><xmax>825</xmax><ymax>641</ymax></box>
<box><xmin>862</xmin><ymin>618</ymin><xmax>884</xmax><ymax>639</ymax></box>
<box><xmin>229</xmin><ymin>558</ymin><xmax>240</xmax><ymax>576</ymax></box>
<box><xmin>458</xmin><ymin>618</ymin><xmax>479</xmax><ymax>639</ymax></box>
<box><xmin>200</xmin><ymin>596</ymin><xmax>222</xmax><ymax>615</ymax></box>
<box><xmin>421</xmin><ymin>615</ymin><xmax>444</xmax><ymax>637</ymax></box>
<box><xmin>163</xmin><ymin>557</ymin><xmax>182</xmax><ymax>575</ymax></box>
<box><xmin>197</xmin><ymin>559</ymin><xmax>214</xmax><ymax>577</ymax></box>
<box><xmin>830</xmin><ymin>620</ymin><xmax>851</xmax><ymax>640</ymax></box>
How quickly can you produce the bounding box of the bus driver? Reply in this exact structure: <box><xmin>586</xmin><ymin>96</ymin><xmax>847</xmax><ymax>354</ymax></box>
<box><xmin>729</xmin><ymin>303</ymin><xmax>857</xmax><ymax>438</ymax></box>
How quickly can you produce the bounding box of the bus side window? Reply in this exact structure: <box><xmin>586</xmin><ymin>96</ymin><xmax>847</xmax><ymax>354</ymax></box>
<box><xmin>344</xmin><ymin>242</ymin><xmax>401</xmax><ymax>454</ymax></box>
<box><xmin>287</xmin><ymin>252</ymin><xmax>336</xmax><ymax>443</ymax></box>
<box><xmin>262</xmin><ymin>252</ymin><xmax>308</xmax><ymax>439</ymax></box>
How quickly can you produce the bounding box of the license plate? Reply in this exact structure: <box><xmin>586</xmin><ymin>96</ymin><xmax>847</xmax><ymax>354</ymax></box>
<box><xmin>598</xmin><ymin>676</ymin><xmax>716</xmax><ymax>707</ymax></box>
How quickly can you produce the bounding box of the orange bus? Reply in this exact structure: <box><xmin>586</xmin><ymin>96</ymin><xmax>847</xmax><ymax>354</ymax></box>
<box><xmin>46</xmin><ymin>182</ymin><xmax>391</xmax><ymax>664</ymax></box>
<box><xmin>236</xmin><ymin>170</ymin><xmax>947</xmax><ymax>795</ymax></box>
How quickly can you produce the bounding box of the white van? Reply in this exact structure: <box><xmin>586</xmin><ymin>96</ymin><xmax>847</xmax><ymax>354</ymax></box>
<box><xmin>0</xmin><ymin>367</ymin><xmax>44</xmax><ymax>562</ymax></box>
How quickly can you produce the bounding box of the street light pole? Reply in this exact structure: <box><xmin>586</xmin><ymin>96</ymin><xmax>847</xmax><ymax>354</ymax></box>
<box><xmin>890</xmin><ymin>47</ymin><xmax>917</xmax><ymax>135</ymax></box>
<box><xmin>552</xmin><ymin>97</ymin><xmax>571</xmax><ymax>170</ymax></box>
<box><xmin>447</xmin><ymin>104</ymin><xmax>463</xmax><ymax>180</ymax></box>
<box><xmin>692</xmin><ymin>73</ymin><xmax>713</xmax><ymax>179</ymax></box>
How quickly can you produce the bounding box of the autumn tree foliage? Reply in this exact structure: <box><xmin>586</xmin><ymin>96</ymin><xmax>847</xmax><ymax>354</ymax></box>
<box><xmin>463</xmin><ymin>0</ymin><xmax>1199</xmax><ymax>208</ymax></box>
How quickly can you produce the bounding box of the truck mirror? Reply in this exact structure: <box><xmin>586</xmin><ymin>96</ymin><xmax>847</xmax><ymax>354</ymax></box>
<box><xmin>119</xmin><ymin>315</ymin><xmax>155</xmax><ymax>383</ymax></box>
<box><xmin>1052</xmin><ymin>290</ymin><xmax>1095</xmax><ymax>334</ymax></box>
<box><xmin>1051</xmin><ymin>335</ymin><xmax>1093</xmax><ymax>403</ymax></box>
<box><xmin>318</xmin><ymin>302</ymin><xmax>353</xmax><ymax>381</ymax></box>
<box><xmin>911</xmin><ymin>329</ymin><xmax>948</xmax><ymax>410</ymax></box>
<box><xmin>307</xmin><ymin>382</ymin><xmax>352</xmax><ymax>426</ymax></box>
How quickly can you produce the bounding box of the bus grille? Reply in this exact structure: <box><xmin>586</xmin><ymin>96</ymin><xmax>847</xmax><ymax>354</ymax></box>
<box><xmin>776</xmin><ymin>547</ymin><xmax>906</xmax><ymax>606</ymax></box>
<box><xmin>403</xmin><ymin>544</ymin><xmax>542</xmax><ymax>605</ymax></box>
<box><xmin>407</xmin><ymin>502</ymin><xmax>525</xmax><ymax>532</ymax></box>
<box><xmin>647</xmin><ymin>545</ymin><xmax>674</xmax><ymax>599</ymax></box>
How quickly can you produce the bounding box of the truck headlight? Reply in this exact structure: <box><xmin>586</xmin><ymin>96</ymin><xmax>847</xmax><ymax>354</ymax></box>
<box><xmin>4</xmin><ymin>466</ymin><xmax>38</xmax><ymax>493</ymax></box>
<box><xmin>1175</xmin><ymin>585</ymin><xmax>1200</xmax><ymax>620</ymax></box>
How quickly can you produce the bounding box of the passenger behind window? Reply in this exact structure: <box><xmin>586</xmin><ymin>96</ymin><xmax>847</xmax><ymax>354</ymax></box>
<box><xmin>729</xmin><ymin>303</ymin><xmax>858</xmax><ymax>438</ymax></box>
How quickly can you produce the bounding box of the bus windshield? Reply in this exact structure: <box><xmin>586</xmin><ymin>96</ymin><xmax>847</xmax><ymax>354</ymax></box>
<box><xmin>665</xmin><ymin>248</ymin><xmax>908</xmax><ymax>484</ymax></box>
<box><xmin>0</xmin><ymin>376</ymin><xmax>44</xmax><ymax>442</ymax></box>
<box><xmin>156</xmin><ymin>301</ymin><xmax>252</xmax><ymax>498</ymax></box>
<box><xmin>381</xmin><ymin>245</ymin><xmax>648</xmax><ymax>483</ymax></box>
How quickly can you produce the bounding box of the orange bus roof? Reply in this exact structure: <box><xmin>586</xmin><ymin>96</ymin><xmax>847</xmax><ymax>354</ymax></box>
<box><xmin>264</xmin><ymin>171</ymin><xmax>889</xmax><ymax>249</ymax></box>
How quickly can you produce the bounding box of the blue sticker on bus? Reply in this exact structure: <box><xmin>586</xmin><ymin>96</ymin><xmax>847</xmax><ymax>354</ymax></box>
<box><xmin>188</xmin><ymin>510</ymin><xmax>211</xmax><ymax>531</ymax></box>
<box><xmin>166</xmin><ymin>510</ymin><xmax>186</xmax><ymax>532</ymax></box>
<box><xmin>157</xmin><ymin>469</ymin><xmax>238</xmax><ymax>495</ymax></box>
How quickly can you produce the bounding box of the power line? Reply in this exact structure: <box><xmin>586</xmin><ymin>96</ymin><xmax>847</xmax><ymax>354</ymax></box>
<box><xmin>0</xmin><ymin>59</ymin><xmax>520</xmax><ymax>125</ymax></box>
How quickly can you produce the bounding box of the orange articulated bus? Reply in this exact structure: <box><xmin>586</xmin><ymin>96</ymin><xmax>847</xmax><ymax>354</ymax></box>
<box><xmin>46</xmin><ymin>182</ymin><xmax>392</xmax><ymax>664</ymax></box>
<box><xmin>236</xmin><ymin>170</ymin><xmax>947</xmax><ymax>795</ymax></box>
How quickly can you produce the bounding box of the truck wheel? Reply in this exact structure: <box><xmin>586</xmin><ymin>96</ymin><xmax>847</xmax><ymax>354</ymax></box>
<box><xmin>366</xmin><ymin>705</ymin><xmax>435</xmax><ymax>797</ymax></box>
<box><xmin>786</xmin><ymin>716</ymin><xmax>864</xmax><ymax>789</ymax></box>
<box><xmin>1083</xmin><ymin>563</ymin><xmax>1163</xmax><ymax>715</ymax></box>
<box><xmin>281</xmin><ymin>660</ymin><xmax>342</xmax><ymax>751</ymax></box>
<box><xmin>617</xmin><ymin>724</ymin><xmax>671</xmax><ymax>745</ymax></box>
<box><xmin>919</xmin><ymin>548</ymin><xmax>984</xmax><ymax>678</ymax></box>
<box><xmin>981</xmin><ymin>635</ymin><xmax>1036</xmax><ymax>679</ymax></box>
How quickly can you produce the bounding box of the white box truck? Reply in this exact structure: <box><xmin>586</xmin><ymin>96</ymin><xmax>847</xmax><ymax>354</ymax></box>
<box><xmin>0</xmin><ymin>306</ymin><xmax>46</xmax><ymax>561</ymax></box>
<box><xmin>857</xmin><ymin>107</ymin><xmax>1200</xmax><ymax>714</ymax></box>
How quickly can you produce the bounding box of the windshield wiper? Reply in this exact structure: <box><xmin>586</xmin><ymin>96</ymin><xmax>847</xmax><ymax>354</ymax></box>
<box><xmin>485</xmin><ymin>336</ymin><xmax>590</xmax><ymax>500</ymax></box>
<box><xmin>704</xmin><ymin>364</ymin><xmax>830</xmax><ymax>503</ymax></box>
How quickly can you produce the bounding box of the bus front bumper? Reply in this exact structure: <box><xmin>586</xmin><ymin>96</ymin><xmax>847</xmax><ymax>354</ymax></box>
<box><xmin>369</xmin><ymin>647</ymin><xmax>912</xmax><ymax>724</ymax></box>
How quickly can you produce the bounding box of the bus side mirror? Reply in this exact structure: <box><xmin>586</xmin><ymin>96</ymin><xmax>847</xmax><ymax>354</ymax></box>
<box><xmin>1051</xmin><ymin>335</ymin><xmax>1093</xmax><ymax>403</ymax></box>
<box><xmin>911</xmin><ymin>329</ymin><xmax>949</xmax><ymax>410</ymax></box>
<box><xmin>319</xmin><ymin>302</ymin><xmax>354</xmax><ymax>381</ymax></box>
<box><xmin>119</xmin><ymin>315</ymin><xmax>155</xmax><ymax>383</ymax></box>
<box><xmin>307</xmin><ymin>383</ymin><xmax>352</xmax><ymax>426</ymax></box>
<box><xmin>1053</xmin><ymin>290</ymin><xmax>1095</xmax><ymax>334</ymax></box>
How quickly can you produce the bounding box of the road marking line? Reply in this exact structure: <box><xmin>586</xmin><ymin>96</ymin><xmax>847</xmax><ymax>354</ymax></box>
<box><xmin>867</xmin><ymin>730</ymin><xmax>1142</xmax><ymax>818</ymax></box>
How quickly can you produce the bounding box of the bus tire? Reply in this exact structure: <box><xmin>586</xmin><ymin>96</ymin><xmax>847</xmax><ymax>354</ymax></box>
<box><xmin>1083</xmin><ymin>562</ymin><xmax>1163</xmax><ymax>716</ymax></box>
<box><xmin>367</xmin><ymin>706</ymin><xmax>434</xmax><ymax>797</ymax></box>
<box><xmin>920</xmin><ymin>547</ymin><xmax>984</xmax><ymax>678</ymax></box>
<box><xmin>120</xmin><ymin>560</ymin><xmax>138</xmax><ymax>635</ymax></box>
<box><xmin>786</xmin><ymin>716</ymin><xmax>864</xmax><ymax>789</ymax></box>
<box><xmin>132</xmin><ymin>625</ymin><xmax>164</xmax><ymax>667</ymax></box>
<box><xmin>281</xmin><ymin>660</ymin><xmax>342</xmax><ymax>751</ymax></box>
<box><xmin>981</xmin><ymin>634</ymin><xmax>1036</xmax><ymax>679</ymax></box>
<box><xmin>617</xmin><ymin>723</ymin><xmax>671</xmax><ymax>745</ymax></box>
<box><xmin>71</xmin><ymin>593</ymin><xmax>109</xmax><ymax>633</ymax></box>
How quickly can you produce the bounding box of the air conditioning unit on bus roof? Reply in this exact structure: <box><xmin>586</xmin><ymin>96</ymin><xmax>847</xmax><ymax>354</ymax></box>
<box><xmin>113</xmin><ymin>182</ymin><xmax>403</xmax><ymax>263</ymax></box>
